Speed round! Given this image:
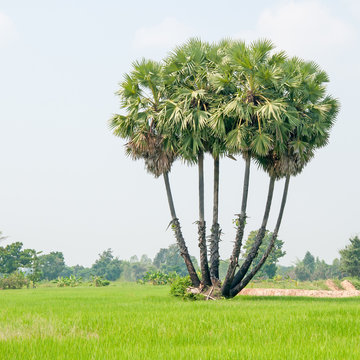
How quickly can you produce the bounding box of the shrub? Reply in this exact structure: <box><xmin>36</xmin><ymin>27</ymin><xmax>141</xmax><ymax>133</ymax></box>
<box><xmin>0</xmin><ymin>271</ymin><xmax>30</xmax><ymax>290</ymax></box>
<box><xmin>142</xmin><ymin>270</ymin><xmax>178</xmax><ymax>285</ymax></box>
<box><xmin>170</xmin><ymin>276</ymin><xmax>192</xmax><ymax>298</ymax></box>
<box><xmin>91</xmin><ymin>276</ymin><xmax>110</xmax><ymax>287</ymax></box>
<box><xmin>170</xmin><ymin>275</ymin><xmax>205</xmax><ymax>300</ymax></box>
<box><xmin>54</xmin><ymin>275</ymin><xmax>82</xmax><ymax>287</ymax></box>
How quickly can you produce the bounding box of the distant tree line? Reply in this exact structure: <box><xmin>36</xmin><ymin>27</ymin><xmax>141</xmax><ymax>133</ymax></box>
<box><xmin>277</xmin><ymin>252</ymin><xmax>342</xmax><ymax>281</ymax></box>
<box><xmin>276</xmin><ymin>236</ymin><xmax>360</xmax><ymax>280</ymax></box>
<box><xmin>0</xmin><ymin>231</ymin><xmax>359</xmax><ymax>283</ymax></box>
<box><xmin>0</xmin><ymin>231</ymin><xmax>199</xmax><ymax>282</ymax></box>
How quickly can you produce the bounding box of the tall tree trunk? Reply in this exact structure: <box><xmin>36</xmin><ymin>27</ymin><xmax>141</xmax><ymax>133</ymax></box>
<box><xmin>229</xmin><ymin>175</ymin><xmax>276</xmax><ymax>294</ymax></box>
<box><xmin>198</xmin><ymin>151</ymin><xmax>212</xmax><ymax>287</ymax></box>
<box><xmin>163</xmin><ymin>172</ymin><xmax>200</xmax><ymax>287</ymax></box>
<box><xmin>210</xmin><ymin>156</ymin><xmax>220</xmax><ymax>283</ymax></box>
<box><xmin>230</xmin><ymin>175</ymin><xmax>290</xmax><ymax>297</ymax></box>
<box><xmin>221</xmin><ymin>155</ymin><xmax>251</xmax><ymax>297</ymax></box>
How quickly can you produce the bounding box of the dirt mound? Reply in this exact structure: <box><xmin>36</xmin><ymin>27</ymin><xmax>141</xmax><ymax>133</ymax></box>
<box><xmin>325</xmin><ymin>279</ymin><xmax>340</xmax><ymax>291</ymax></box>
<box><xmin>240</xmin><ymin>288</ymin><xmax>359</xmax><ymax>298</ymax></box>
<box><xmin>341</xmin><ymin>280</ymin><xmax>357</xmax><ymax>291</ymax></box>
<box><xmin>239</xmin><ymin>280</ymin><xmax>359</xmax><ymax>298</ymax></box>
<box><xmin>188</xmin><ymin>280</ymin><xmax>359</xmax><ymax>299</ymax></box>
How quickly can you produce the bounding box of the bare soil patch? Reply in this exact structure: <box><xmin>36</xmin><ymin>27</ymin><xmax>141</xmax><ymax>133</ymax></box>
<box><xmin>239</xmin><ymin>280</ymin><xmax>360</xmax><ymax>298</ymax></box>
<box><xmin>325</xmin><ymin>279</ymin><xmax>340</xmax><ymax>291</ymax></box>
<box><xmin>341</xmin><ymin>280</ymin><xmax>357</xmax><ymax>291</ymax></box>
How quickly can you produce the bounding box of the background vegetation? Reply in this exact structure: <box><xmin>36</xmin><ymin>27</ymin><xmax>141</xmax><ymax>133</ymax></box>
<box><xmin>0</xmin><ymin>230</ymin><xmax>357</xmax><ymax>289</ymax></box>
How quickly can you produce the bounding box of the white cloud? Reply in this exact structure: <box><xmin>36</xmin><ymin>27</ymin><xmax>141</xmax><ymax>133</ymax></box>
<box><xmin>133</xmin><ymin>17</ymin><xmax>191</xmax><ymax>49</ymax></box>
<box><xmin>0</xmin><ymin>12</ymin><xmax>15</xmax><ymax>46</ymax></box>
<box><xmin>236</xmin><ymin>1</ymin><xmax>355</xmax><ymax>58</ymax></box>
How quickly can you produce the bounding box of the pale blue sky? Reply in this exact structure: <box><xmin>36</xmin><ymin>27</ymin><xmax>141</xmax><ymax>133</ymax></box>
<box><xmin>0</xmin><ymin>0</ymin><xmax>359</xmax><ymax>266</ymax></box>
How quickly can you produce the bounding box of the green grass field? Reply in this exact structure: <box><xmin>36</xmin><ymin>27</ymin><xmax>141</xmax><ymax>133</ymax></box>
<box><xmin>1</xmin><ymin>283</ymin><xmax>360</xmax><ymax>359</ymax></box>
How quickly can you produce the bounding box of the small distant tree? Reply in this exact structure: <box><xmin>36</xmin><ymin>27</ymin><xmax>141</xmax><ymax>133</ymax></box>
<box><xmin>339</xmin><ymin>236</ymin><xmax>360</xmax><ymax>277</ymax></box>
<box><xmin>38</xmin><ymin>252</ymin><xmax>66</xmax><ymax>280</ymax></box>
<box><xmin>129</xmin><ymin>255</ymin><xmax>139</xmax><ymax>263</ymax></box>
<box><xmin>294</xmin><ymin>252</ymin><xmax>316</xmax><ymax>281</ymax></box>
<box><xmin>91</xmin><ymin>249</ymin><xmax>123</xmax><ymax>281</ymax></box>
<box><xmin>154</xmin><ymin>244</ymin><xmax>199</xmax><ymax>276</ymax></box>
<box><xmin>0</xmin><ymin>242</ymin><xmax>36</xmax><ymax>274</ymax></box>
<box><xmin>330</xmin><ymin>258</ymin><xmax>342</xmax><ymax>278</ymax></box>
<box><xmin>295</xmin><ymin>262</ymin><xmax>311</xmax><ymax>281</ymax></box>
<box><xmin>312</xmin><ymin>257</ymin><xmax>330</xmax><ymax>280</ymax></box>
<box><xmin>242</xmin><ymin>230</ymin><xmax>286</xmax><ymax>279</ymax></box>
<box><xmin>69</xmin><ymin>265</ymin><xmax>92</xmax><ymax>280</ymax></box>
<box><xmin>303</xmin><ymin>251</ymin><xmax>315</xmax><ymax>273</ymax></box>
<box><xmin>140</xmin><ymin>254</ymin><xmax>152</xmax><ymax>265</ymax></box>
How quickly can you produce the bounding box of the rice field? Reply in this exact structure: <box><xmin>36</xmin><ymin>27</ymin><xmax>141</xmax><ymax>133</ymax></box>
<box><xmin>1</xmin><ymin>283</ymin><xmax>360</xmax><ymax>359</ymax></box>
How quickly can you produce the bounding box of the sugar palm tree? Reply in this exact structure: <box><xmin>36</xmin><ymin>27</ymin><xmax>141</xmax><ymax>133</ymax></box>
<box><xmin>209</xmin><ymin>39</ymin><xmax>287</xmax><ymax>296</ymax></box>
<box><xmin>207</xmin><ymin>40</ymin><xmax>237</xmax><ymax>283</ymax></box>
<box><xmin>162</xmin><ymin>39</ymin><xmax>224</xmax><ymax>286</ymax></box>
<box><xmin>228</xmin><ymin>57</ymin><xmax>339</xmax><ymax>297</ymax></box>
<box><xmin>110</xmin><ymin>39</ymin><xmax>339</xmax><ymax>296</ymax></box>
<box><xmin>110</xmin><ymin>59</ymin><xmax>200</xmax><ymax>287</ymax></box>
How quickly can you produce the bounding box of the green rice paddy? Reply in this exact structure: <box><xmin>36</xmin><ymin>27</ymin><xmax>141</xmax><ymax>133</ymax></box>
<box><xmin>1</xmin><ymin>283</ymin><xmax>359</xmax><ymax>359</ymax></box>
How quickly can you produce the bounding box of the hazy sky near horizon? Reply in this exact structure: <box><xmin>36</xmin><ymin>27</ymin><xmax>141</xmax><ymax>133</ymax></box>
<box><xmin>0</xmin><ymin>0</ymin><xmax>359</xmax><ymax>267</ymax></box>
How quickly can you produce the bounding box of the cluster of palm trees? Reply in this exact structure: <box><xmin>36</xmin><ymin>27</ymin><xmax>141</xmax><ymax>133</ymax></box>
<box><xmin>110</xmin><ymin>38</ymin><xmax>339</xmax><ymax>298</ymax></box>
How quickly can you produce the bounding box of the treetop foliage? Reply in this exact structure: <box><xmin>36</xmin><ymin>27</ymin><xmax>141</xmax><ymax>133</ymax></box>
<box><xmin>242</xmin><ymin>230</ymin><xmax>285</xmax><ymax>279</ymax></box>
<box><xmin>110</xmin><ymin>38</ymin><xmax>339</xmax><ymax>179</ymax></box>
<box><xmin>339</xmin><ymin>235</ymin><xmax>360</xmax><ymax>277</ymax></box>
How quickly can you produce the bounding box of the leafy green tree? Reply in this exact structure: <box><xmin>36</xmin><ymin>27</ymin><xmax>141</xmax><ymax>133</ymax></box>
<box><xmin>0</xmin><ymin>242</ymin><xmax>36</xmax><ymax>274</ymax></box>
<box><xmin>330</xmin><ymin>258</ymin><xmax>342</xmax><ymax>278</ymax></box>
<box><xmin>153</xmin><ymin>244</ymin><xmax>199</xmax><ymax>276</ymax></box>
<box><xmin>295</xmin><ymin>262</ymin><xmax>311</xmax><ymax>281</ymax></box>
<box><xmin>91</xmin><ymin>249</ymin><xmax>123</xmax><ymax>281</ymax></box>
<box><xmin>38</xmin><ymin>252</ymin><xmax>66</xmax><ymax>280</ymax></box>
<box><xmin>303</xmin><ymin>251</ymin><xmax>315</xmax><ymax>273</ymax></box>
<box><xmin>59</xmin><ymin>265</ymin><xmax>92</xmax><ymax>280</ymax></box>
<box><xmin>242</xmin><ymin>230</ymin><xmax>285</xmax><ymax>279</ymax></box>
<box><xmin>294</xmin><ymin>252</ymin><xmax>315</xmax><ymax>281</ymax></box>
<box><xmin>140</xmin><ymin>254</ymin><xmax>152</xmax><ymax>265</ymax></box>
<box><xmin>312</xmin><ymin>257</ymin><xmax>341</xmax><ymax>280</ymax></box>
<box><xmin>69</xmin><ymin>265</ymin><xmax>92</xmax><ymax>280</ymax></box>
<box><xmin>339</xmin><ymin>236</ymin><xmax>360</xmax><ymax>277</ymax></box>
<box><xmin>121</xmin><ymin>260</ymin><xmax>153</xmax><ymax>282</ymax></box>
<box><xmin>129</xmin><ymin>255</ymin><xmax>139</xmax><ymax>263</ymax></box>
<box><xmin>278</xmin><ymin>256</ymin><xmax>341</xmax><ymax>280</ymax></box>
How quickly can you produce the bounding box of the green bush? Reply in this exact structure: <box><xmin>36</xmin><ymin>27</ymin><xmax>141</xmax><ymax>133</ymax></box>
<box><xmin>54</xmin><ymin>275</ymin><xmax>82</xmax><ymax>287</ymax></box>
<box><xmin>91</xmin><ymin>276</ymin><xmax>110</xmax><ymax>287</ymax></box>
<box><xmin>0</xmin><ymin>271</ymin><xmax>30</xmax><ymax>290</ymax></box>
<box><xmin>169</xmin><ymin>276</ymin><xmax>205</xmax><ymax>300</ymax></box>
<box><xmin>141</xmin><ymin>270</ymin><xmax>178</xmax><ymax>285</ymax></box>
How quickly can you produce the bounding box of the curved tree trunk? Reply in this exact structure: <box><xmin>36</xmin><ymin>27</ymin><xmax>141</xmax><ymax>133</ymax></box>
<box><xmin>198</xmin><ymin>151</ymin><xmax>212</xmax><ymax>287</ymax></box>
<box><xmin>210</xmin><ymin>156</ymin><xmax>220</xmax><ymax>283</ymax></box>
<box><xmin>163</xmin><ymin>172</ymin><xmax>201</xmax><ymax>287</ymax></box>
<box><xmin>229</xmin><ymin>175</ymin><xmax>290</xmax><ymax>297</ymax></box>
<box><xmin>229</xmin><ymin>175</ymin><xmax>276</xmax><ymax>295</ymax></box>
<box><xmin>221</xmin><ymin>156</ymin><xmax>251</xmax><ymax>297</ymax></box>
